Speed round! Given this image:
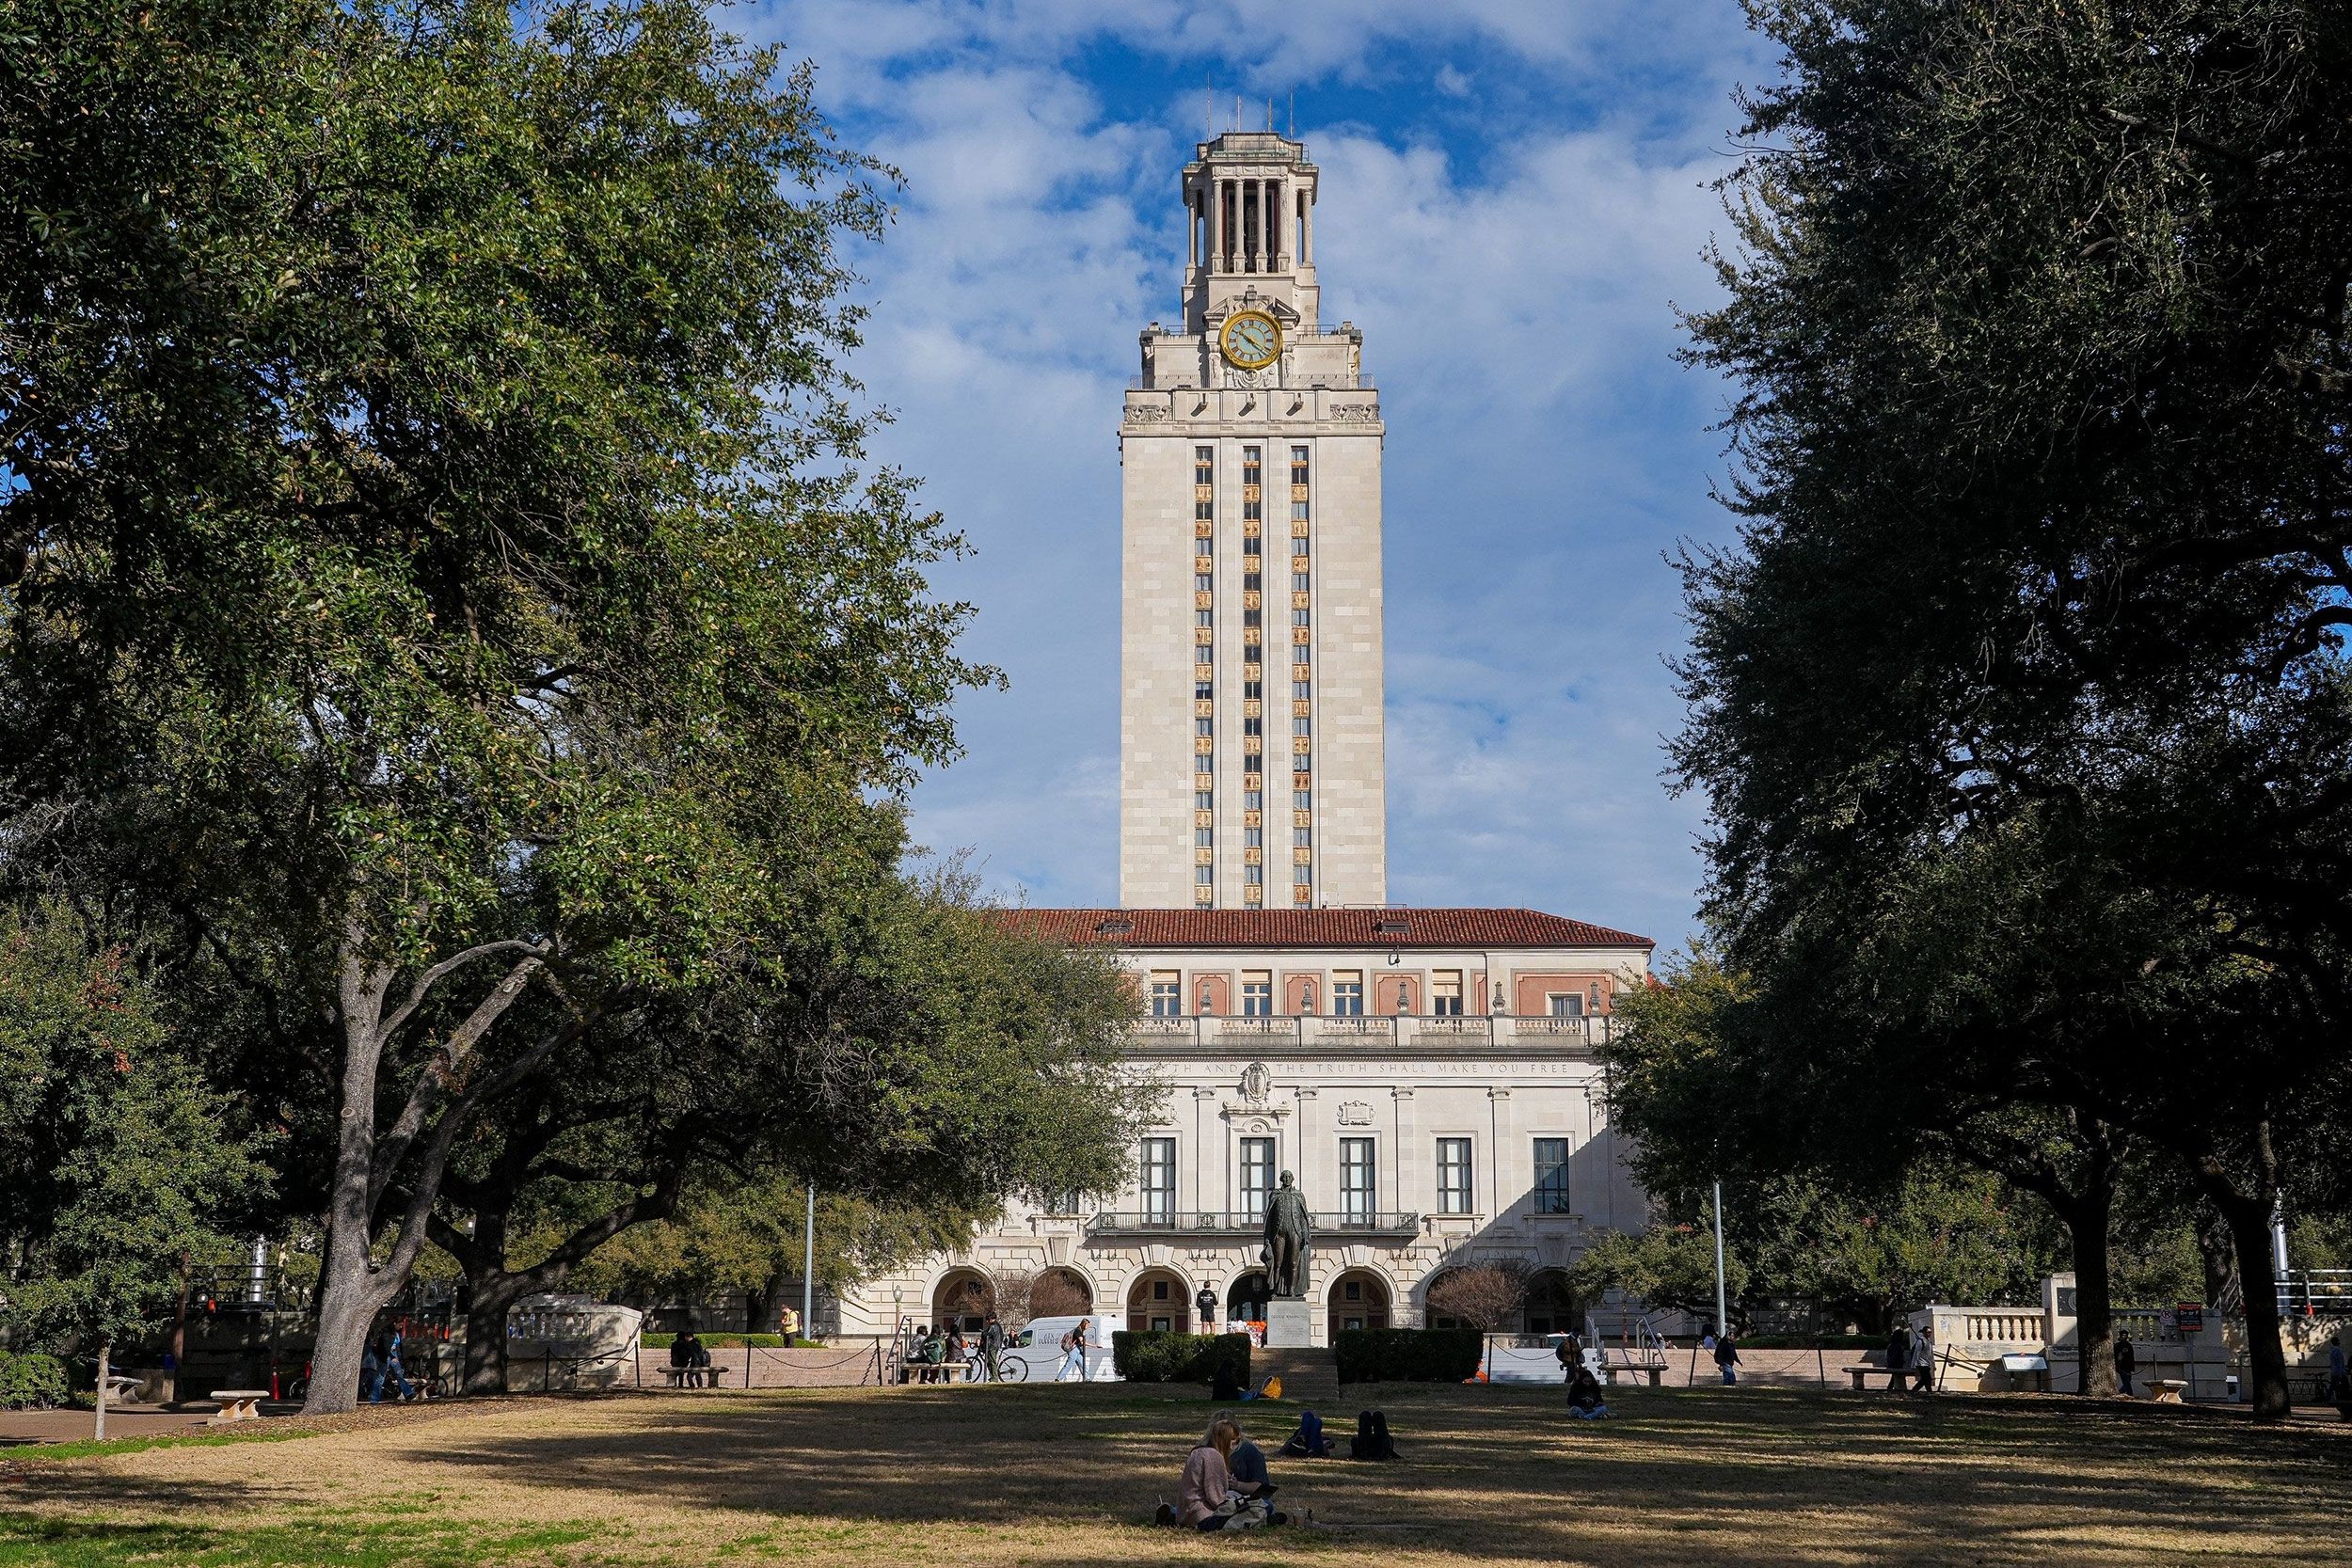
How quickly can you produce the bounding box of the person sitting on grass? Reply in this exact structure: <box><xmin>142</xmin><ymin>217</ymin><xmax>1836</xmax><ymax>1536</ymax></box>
<box><xmin>1157</xmin><ymin>1417</ymin><xmax>1265</xmax><ymax>1531</ymax></box>
<box><xmin>1279</xmin><ymin>1410</ymin><xmax>1330</xmax><ymax>1457</ymax></box>
<box><xmin>1566</xmin><ymin>1364</ymin><xmax>1612</xmax><ymax>1420</ymax></box>
<box><xmin>1227</xmin><ymin>1424</ymin><xmax>1286</xmax><ymax>1524</ymax></box>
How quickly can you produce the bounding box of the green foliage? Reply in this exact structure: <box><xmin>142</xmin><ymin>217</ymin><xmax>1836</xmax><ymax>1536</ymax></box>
<box><xmin>1570</xmin><ymin>1225</ymin><xmax>1749</xmax><ymax>1327</ymax></box>
<box><xmin>1108</xmin><ymin>1331</ymin><xmax>1250</xmax><ymax>1385</ymax></box>
<box><xmin>0</xmin><ymin>905</ymin><xmax>271</xmax><ymax>1354</ymax></box>
<box><xmin>0</xmin><ymin>1352</ymin><xmax>70</xmax><ymax>1410</ymax></box>
<box><xmin>1673</xmin><ymin>0</ymin><xmax>2352</xmax><ymax>1412</ymax></box>
<box><xmin>1331</xmin><ymin>1328</ymin><xmax>1484</xmax><ymax>1385</ymax></box>
<box><xmin>637</xmin><ymin>1333</ymin><xmax>789</xmax><ymax>1350</ymax></box>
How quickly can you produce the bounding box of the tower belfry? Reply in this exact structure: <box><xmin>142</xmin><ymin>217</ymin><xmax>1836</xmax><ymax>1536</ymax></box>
<box><xmin>1119</xmin><ymin>133</ymin><xmax>1387</xmax><ymax>909</ymax></box>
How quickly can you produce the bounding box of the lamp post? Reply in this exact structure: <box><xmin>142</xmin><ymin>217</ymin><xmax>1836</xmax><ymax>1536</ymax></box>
<box><xmin>1712</xmin><ymin>1179</ymin><xmax>1728</xmax><ymax>1338</ymax></box>
<box><xmin>802</xmin><ymin>1185</ymin><xmax>817</xmax><ymax>1343</ymax></box>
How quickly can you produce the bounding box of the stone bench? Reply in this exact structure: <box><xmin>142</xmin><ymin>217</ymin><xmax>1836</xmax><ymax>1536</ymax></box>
<box><xmin>103</xmin><ymin>1374</ymin><xmax>142</xmax><ymax>1404</ymax></box>
<box><xmin>1842</xmin><ymin>1365</ymin><xmax>1901</xmax><ymax>1390</ymax></box>
<box><xmin>2147</xmin><ymin>1378</ymin><xmax>2188</xmax><ymax>1403</ymax></box>
<box><xmin>1606</xmin><ymin>1365</ymin><xmax>1664</xmax><ymax>1387</ymax></box>
<box><xmin>660</xmin><ymin>1366</ymin><xmax>719</xmax><ymax>1388</ymax></box>
<box><xmin>207</xmin><ymin>1389</ymin><xmax>270</xmax><ymax>1424</ymax></box>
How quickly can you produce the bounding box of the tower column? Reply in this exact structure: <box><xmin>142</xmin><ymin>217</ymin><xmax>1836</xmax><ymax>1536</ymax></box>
<box><xmin>1208</xmin><ymin>179</ymin><xmax>1223</xmax><ymax>273</ymax></box>
<box><xmin>1253</xmin><ymin>180</ymin><xmax>1268</xmax><ymax>273</ymax></box>
<box><xmin>1269</xmin><ymin>178</ymin><xmax>1284</xmax><ymax>270</ymax></box>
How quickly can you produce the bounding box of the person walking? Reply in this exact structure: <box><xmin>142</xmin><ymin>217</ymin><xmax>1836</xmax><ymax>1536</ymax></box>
<box><xmin>2113</xmin><ymin>1335</ymin><xmax>2137</xmax><ymax>1397</ymax></box>
<box><xmin>1884</xmin><ymin>1323</ymin><xmax>1913</xmax><ymax>1393</ymax></box>
<box><xmin>2326</xmin><ymin>1334</ymin><xmax>2347</xmax><ymax>1405</ymax></box>
<box><xmin>1058</xmin><ymin>1318</ymin><xmax>1092</xmax><ymax>1383</ymax></box>
<box><xmin>1712</xmin><ymin>1329</ymin><xmax>1741</xmax><ymax>1386</ymax></box>
<box><xmin>382</xmin><ymin>1329</ymin><xmax>417</xmax><ymax>1402</ymax></box>
<box><xmin>1910</xmin><ymin>1325</ymin><xmax>1934</xmax><ymax>1395</ymax></box>
<box><xmin>1197</xmin><ymin>1283</ymin><xmax>1219</xmax><ymax>1332</ymax></box>
<box><xmin>977</xmin><ymin>1315</ymin><xmax>1005</xmax><ymax>1382</ymax></box>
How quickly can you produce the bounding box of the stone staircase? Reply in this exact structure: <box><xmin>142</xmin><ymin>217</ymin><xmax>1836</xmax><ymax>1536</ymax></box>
<box><xmin>1250</xmin><ymin>1347</ymin><xmax>1341</xmax><ymax>1411</ymax></box>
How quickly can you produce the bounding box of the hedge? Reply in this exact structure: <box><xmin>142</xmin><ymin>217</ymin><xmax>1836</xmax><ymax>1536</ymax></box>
<box><xmin>1111</xmin><ymin>1331</ymin><xmax>1252</xmax><ymax>1385</ymax></box>
<box><xmin>1333</xmin><ymin>1328</ymin><xmax>1484</xmax><ymax>1384</ymax></box>
<box><xmin>639</xmin><ymin>1333</ymin><xmax>813</xmax><ymax>1349</ymax></box>
<box><xmin>0</xmin><ymin>1352</ymin><xmax>70</xmax><ymax>1410</ymax></box>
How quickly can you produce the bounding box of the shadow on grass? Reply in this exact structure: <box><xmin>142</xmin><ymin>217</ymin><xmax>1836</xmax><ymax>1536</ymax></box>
<box><xmin>12</xmin><ymin>1384</ymin><xmax>2350</xmax><ymax>1566</ymax></box>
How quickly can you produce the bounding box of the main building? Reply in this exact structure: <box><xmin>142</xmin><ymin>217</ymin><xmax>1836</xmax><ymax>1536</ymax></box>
<box><xmin>837</xmin><ymin>133</ymin><xmax>1654</xmax><ymax>1346</ymax></box>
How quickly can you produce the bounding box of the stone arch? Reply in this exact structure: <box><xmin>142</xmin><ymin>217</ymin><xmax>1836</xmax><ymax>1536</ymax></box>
<box><xmin>1522</xmin><ymin>1268</ymin><xmax>1586</xmax><ymax>1337</ymax></box>
<box><xmin>1326</xmin><ymin>1267</ymin><xmax>1391</xmax><ymax>1332</ymax></box>
<box><xmin>1124</xmin><ymin>1264</ymin><xmax>1195</xmax><ymax>1334</ymax></box>
<box><xmin>930</xmin><ymin>1266</ymin><xmax>991</xmax><ymax>1333</ymax></box>
<box><xmin>1028</xmin><ymin>1264</ymin><xmax>1095</xmax><ymax>1320</ymax></box>
<box><xmin>1227</xmin><ymin>1270</ymin><xmax>1273</xmax><ymax>1324</ymax></box>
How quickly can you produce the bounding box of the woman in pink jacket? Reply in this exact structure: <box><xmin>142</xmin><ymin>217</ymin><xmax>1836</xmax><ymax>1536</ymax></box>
<box><xmin>1168</xmin><ymin>1418</ymin><xmax>1255</xmax><ymax>1531</ymax></box>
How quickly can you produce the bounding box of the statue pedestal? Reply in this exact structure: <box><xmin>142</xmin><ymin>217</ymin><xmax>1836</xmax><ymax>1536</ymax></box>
<box><xmin>1263</xmin><ymin>1297</ymin><xmax>1314</xmax><ymax>1349</ymax></box>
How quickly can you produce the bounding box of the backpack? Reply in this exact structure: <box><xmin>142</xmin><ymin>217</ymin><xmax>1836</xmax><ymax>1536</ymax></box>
<box><xmin>1059</xmin><ymin>1330</ymin><xmax>1076</xmax><ymax>1353</ymax></box>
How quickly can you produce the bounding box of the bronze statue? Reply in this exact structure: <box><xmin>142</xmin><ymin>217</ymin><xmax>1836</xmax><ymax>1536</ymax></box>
<box><xmin>1263</xmin><ymin>1169</ymin><xmax>1312</xmax><ymax>1298</ymax></box>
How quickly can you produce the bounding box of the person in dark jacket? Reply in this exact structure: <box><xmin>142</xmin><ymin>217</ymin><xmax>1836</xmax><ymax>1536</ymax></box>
<box><xmin>1713</xmin><ymin>1331</ymin><xmax>1742</xmax><ymax>1386</ymax></box>
<box><xmin>2113</xmin><ymin>1335</ymin><xmax>2137</xmax><ymax>1397</ymax></box>
<box><xmin>1348</xmin><ymin>1409</ymin><xmax>1397</xmax><ymax>1460</ymax></box>
<box><xmin>977</xmin><ymin>1316</ymin><xmax>1006</xmax><ymax>1382</ymax></box>
<box><xmin>1197</xmin><ymin>1283</ymin><xmax>1219</xmax><ymax>1331</ymax></box>
<box><xmin>1567</xmin><ymin>1364</ymin><xmax>1612</xmax><ymax>1419</ymax></box>
<box><xmin>1883</xmin><ymin>1324</ymin><xmax>1912</xmax><ymax>1393</ymax></box>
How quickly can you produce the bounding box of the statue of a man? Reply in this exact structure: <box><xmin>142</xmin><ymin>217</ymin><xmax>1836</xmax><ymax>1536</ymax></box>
<box><xmin>1263</xmin><ymin>1170</ymin><xmax>1312</xmax><ymax>1298</ymax></box>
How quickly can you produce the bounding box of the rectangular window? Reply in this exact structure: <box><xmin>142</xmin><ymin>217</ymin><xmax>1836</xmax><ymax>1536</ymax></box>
<box><xmin>1332</xmin><ymin>973</ymin><xmax>1363</xmax><ymax>1016</ymax></box>
<box><xmin>1548</xmin><ymin>992</ymin><xmax>1584</xmax><ymax>1018</ymax></box>
<box><xmin>1245</xmin><ymin>788</ymin><xmax>1264</xmax><ymax>811</ymax></box>
<box><xmin>1239</xmin><ymin>1136</ymin><xmax>1275</xmax><ymax>1220</ymax></box>
<box><xmin>1196</xmin><ymin>790</ymin><xmax>1214</xmax><ymax>810</ymax></box>
<box><xmin>1195</xmin><ymin>827</ymin><xmax>1214</xmax><ymax>847</ymax></box>
<box><xmin>1534</xmin><ymin>1137</ymin><xmax>1573</xmax><ymax>1214</ymax></box>
<box><xmin>1196</xmin><ymin>864</ymin><xmax>1213</xmax><ymax>885</ymax></box>
<box><xmin>1295</xmin><ymin>789</ymin><xmax>1312</xmax><ymax>810</ymax></box>
<box><xmin>1245</xmin><ymin>826</ymin><xmax>1263</xmax><ymax>847</ymax></box>
<box><xmin>1141</xmin><ymin>1137</ymin><xmax>1176</xmax><ymax>1224</ymax></box>
<box><xmin>1293</xmin><ymin>862</ymin><xmax>1311</xmax><ymax>883</ymax></box>
<box><xmin>1294</xmin><ymin>827</ymin><xmax>1312</xmax><ymax>847</ymax></box>
<box><xmin>1241</xmin><ymin>972</ymin><xmax>1272</xmax><ymax>1016</ymax></box>
<box><xmin>1246</xmin><ymin>864</ymin><xmax>1263</xmax><ymax>885</ymax></box>
<box><xmin>1341</xmin><ymin>1137</ymin><xmax>1375</xmax><ymax>1225</ymax></box>
<box><xmin>1149</xmin><ymin>974</ymin><xmax>1181</xmax><ymax>1018</ymax></box>
<box><xmin>1437</xmin><ymin>1138</ymin><xmax>1474</xmax><ymax>1214</ymax></box>
<box><xmin>1431</xmin><ymin>971</ymin><xmax>1464</xmax><ymax>1017</ymax></box>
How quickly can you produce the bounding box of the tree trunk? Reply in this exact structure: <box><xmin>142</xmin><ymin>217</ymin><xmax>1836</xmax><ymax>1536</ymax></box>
<box><xmin>2211</xmin><ymin>1183</ymin><xmax>2291</xmax><ymax>1419</ymax></box>
<box><xmin>304</xmin><ymin>948</ymin><xmax>395</xmax><ymax>1416</ymax></box>
<box><xmin>94</xmin><ymin>1338</ymin><xmax>110</xmax><ymax>1443</ymax></box>
<box><xmin>2059</xmin><ymin>1177</ymin><xmax>2118</xmax><ymax>1397</ymax></box>
<box><xmin>462</xmin><ymin>1268</ymin><xmax>525</xmax><ymax>1396</ymax></box>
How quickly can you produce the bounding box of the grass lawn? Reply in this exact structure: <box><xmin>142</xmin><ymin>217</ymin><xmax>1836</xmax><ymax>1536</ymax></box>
<box><xmin>0</xmin><ymin>1382</ymin><xmax>2344</xmax><ymax>1566</ymax></box>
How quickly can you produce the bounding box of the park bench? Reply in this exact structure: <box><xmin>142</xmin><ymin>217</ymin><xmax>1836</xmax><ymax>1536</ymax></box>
<box><xmin>2147</xmin><ymin>1379</ymin><xmax>2188</xmax><ymax>1403</ymax></box>
<box><xmin>1841</xmin><ymin>1365</ymin><xmax>1899</xmax><ymax>1390</ymax></box>
<box><xmin>207</xmin><ymin>1389</ymin><xmax>270</xmax><ymax>1424</ymax></box>
<box><xmin>1606</xmin><ymin>1365</ymin><xmax>1664</xmax><ymax>1387</ymax></box>
<box><xmin>660</xmin><ymin>1366</ymin><xmax>718</xmax><ymax>1388</ymax></box>
<box><xmin>103</xmin><ymin>1373</ymin><xmax>142</xmax><ymax>1405</ymax></box>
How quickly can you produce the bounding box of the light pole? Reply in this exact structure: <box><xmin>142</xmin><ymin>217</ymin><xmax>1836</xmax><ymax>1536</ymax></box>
<box><xmin>1712</xmin><ymin>1179</ymin><xmax>1728</xmax><ymax>1338</ymax></box>
<box><xmin>802</xmin><ymin>1185</ymin><xmax>817</xmax><ymax>1344</ymax></box>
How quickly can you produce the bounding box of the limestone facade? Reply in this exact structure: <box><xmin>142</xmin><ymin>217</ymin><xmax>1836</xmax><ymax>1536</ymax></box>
<box><xmin>836</xmin><ymin>910</ymin><xmax>1655</xmax><ymax>1346</ymax></box>
<box><xmin>1120</xmin><ymin>131</ymin><xmax>1387</xmax><ymax>909</ymax></box>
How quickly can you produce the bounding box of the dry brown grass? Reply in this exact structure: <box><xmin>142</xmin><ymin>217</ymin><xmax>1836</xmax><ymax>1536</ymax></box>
<box><xmin>1</xmin><ymin>1381</ymin><xmax>2345</xmax><ymax>1566</ymax></box>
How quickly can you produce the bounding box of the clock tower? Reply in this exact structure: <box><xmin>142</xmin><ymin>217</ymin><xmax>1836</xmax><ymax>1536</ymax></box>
<box><xmin>1119</xmin><ymin>132</ymin><xmax>1388</xmax><ymax>909</ymax></box>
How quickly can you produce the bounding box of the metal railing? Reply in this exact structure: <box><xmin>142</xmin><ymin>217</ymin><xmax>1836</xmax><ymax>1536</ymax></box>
<box><xmin>1086</xmin><ymin>1209</ymin><xmax>1419</xmax><ymax>1238</ymax></box>
<box><xmin>1124</xmin><ymin>1014</ymin><xmax>1612</xmax><ymax>1049</ymax></box>
<box><xmin>2279</xmin><ymin>1269</ymin><xmax>2352</xmax><ymax>1316</ymax></box>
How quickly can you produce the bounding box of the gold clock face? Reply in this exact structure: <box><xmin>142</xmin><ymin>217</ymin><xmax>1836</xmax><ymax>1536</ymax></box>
<box><xmin>1219</xmin><ymin>309</ymin><xmax>1281</xmax><ymax>370</ymax></box>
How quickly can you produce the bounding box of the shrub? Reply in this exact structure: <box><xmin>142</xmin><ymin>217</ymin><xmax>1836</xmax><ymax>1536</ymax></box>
<box><xmin>1111</xmin><ymin>1331</ymin><xmax>1251</xmax><ymax>1385</ymax></box>
<box><xmin>0</xmin><ymin>1352</ymin><xmax>71</xmax><ymax>1410</ymax></box>
<box><xmin>1333</xmin><ymin>1328</ymin><xmax>1484</xmax><ymax>1384</ymax></box>
<box><xmin>638</xmin><ymin>1332</ymin><xmax>791</xmax><ymax>1349</ymax></box>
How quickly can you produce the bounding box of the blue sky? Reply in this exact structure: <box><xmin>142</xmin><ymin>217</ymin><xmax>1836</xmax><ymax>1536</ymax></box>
<box><xmin>745</xmin><ymin>0</ymin><xmax>1779</xmax><ymax>950</ymax></box>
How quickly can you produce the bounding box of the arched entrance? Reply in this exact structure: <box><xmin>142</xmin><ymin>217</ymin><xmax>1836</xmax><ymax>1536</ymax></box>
<box><xmin>1227</xmin><ymin>1271</ymin><xmax>1271</xmax><ymax>1325</ymax></box>
<box><xmin>1327</xmin><ymin>1268</ymin><xmax>1391</xmax><ymax>1332</ymax></box>
<box><xmin>1522</xmin><ymin>1269</ymin><xmax>1584</xmax><ymax>1337</ymax></box>
<box><xmin>931</xmin><ymin>1268</ymin><xmax>991</xmax><ymax>1333</ymax></box>
<box><xmin>1125</xmin><ymin>1267</ymin><xmax>1193</xmax><ymax>1333</ymax></box>
<box><xmin>1027</xmin><ymin>1266</ymin><xmax>1093</xmax><ymax>1320</ymax></box>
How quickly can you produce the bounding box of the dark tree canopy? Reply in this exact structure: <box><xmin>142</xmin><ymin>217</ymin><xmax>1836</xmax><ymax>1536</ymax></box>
<box><xmin>1671</xmin><ymin>0</ymin><xmax>2352</xmax><ymax>1416</ymax></box>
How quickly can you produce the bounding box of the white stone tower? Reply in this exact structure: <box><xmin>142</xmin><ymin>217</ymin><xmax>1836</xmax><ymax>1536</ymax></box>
<box><xmin>1118</xmin><ymin>132</ymin><xmax>1388</xmax><ymax>910</ymax></box>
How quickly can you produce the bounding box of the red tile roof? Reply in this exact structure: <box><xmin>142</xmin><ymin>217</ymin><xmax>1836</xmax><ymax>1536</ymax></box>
<box><xmin>991</xmin><ymin>907</ymin><xmax>1653</xmax><ymax>951</ymax></box>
